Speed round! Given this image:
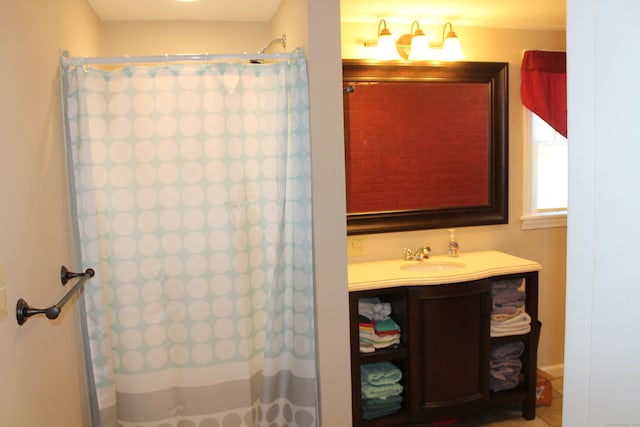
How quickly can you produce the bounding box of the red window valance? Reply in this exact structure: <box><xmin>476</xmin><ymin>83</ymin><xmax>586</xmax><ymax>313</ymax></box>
<box><xmin>521</xmin><ymin>50</ymin><xmax>567</xmax><ymax>138</ymax></box>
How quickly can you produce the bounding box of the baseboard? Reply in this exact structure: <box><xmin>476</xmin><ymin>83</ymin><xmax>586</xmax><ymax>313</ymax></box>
<box><xmin>539</xmin><ymin>363</ymin><xmax>564</xmax><ymax>378</ymax></box>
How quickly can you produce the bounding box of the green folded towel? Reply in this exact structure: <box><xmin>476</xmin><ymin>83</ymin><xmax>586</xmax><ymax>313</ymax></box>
<box><xmin>361</xmin><ymin>380</ymin><xmax>403</xmax><ymax>399</ymax></box>
<box><xmin>374</xmin><ymin>318</ymin><xmax>400</xmax><ymax>333</ymax></box>
<box><xmin>361</xmin><ymin>362</ymin><xmax>402</xmax><ymax>385</ymax></box>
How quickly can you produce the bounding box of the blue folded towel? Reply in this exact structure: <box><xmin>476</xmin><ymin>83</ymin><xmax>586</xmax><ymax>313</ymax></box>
<box><xmin>491</xmin><ymin>341</ymin><xmax>525</xmax><ymax>359</ymax></box>
<box><xmin>491</xmin><ymin>279</ymin><xmax>523</xmax><ymax>294</ymax></box>
<box><xmin>362</xmin><ymin>395</ymin><xmax>403</xmax><ymax>420</ymax></box>
<box><xmin>362</xmin><ymin>395</ymin><xmax>403</xmax><ymax>410</ymax></box>
<box><xmin>361</xmin><ymin>362</ymin><xmax>402</xmax><ymax>385</ymax></box>
<box><xmin>362</xmin><ymin>405</ymin><xmax>401</xmax><ymax>420</ymax></box>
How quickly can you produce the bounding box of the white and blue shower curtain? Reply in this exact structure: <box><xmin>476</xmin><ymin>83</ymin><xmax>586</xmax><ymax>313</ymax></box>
<box><xmin>62</xmin><ymin>51</ymin><xmax>317</xmax><ymax>426</ymax></box>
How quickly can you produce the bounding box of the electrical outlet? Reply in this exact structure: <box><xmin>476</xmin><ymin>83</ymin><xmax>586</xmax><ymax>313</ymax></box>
<box><xmin>0</xmin><ymin>262</ymin><xmax>6</xmax><ymax>320</ymax></box>
<box><xmin>347</xmin><ymin>236</ymin><xmax>368</xmax><ymax>257</ymax></box>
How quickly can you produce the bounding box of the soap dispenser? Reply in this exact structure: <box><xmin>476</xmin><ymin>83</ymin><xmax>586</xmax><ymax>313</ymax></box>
<box><xmin>447</xmin><ymin>228</ymin><xmax>459</xmax><ymax>257</ymax></box>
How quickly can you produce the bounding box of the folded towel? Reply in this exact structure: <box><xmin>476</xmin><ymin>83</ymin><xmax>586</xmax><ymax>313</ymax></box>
<box><xmin>492</xmin><ymin>305</ymin><xmax>522</xmax><ymax>315</ymax></box>
<box><xmin>360</xmin><ymin>337</ymin><xmax>401</xmax><ymax>347</ymax></box>
<box><xmin>489</xmin><ymin>342</ymin><xmax>524</xmax><ymax>392</ymax></box>
<box><xmin>491</xmin><ymin>279</ymin><xmax>523</xmax><ymax>294</ymax></box>
<box><xmin>491</xmin><ymin>341</ymin><xmax>525</xmax><ymax>359</ymax></box>
<box><xmin>359</xmin><ymin>331</ymin><xmax>401</xmax><ymax>344</ymax></box>
<box><xmin>374</xmin><ymin>318</ymin><xmax>400</xmax><ymax>333</ymax></box>
<box><xmin>362</xmin><ymin>406</ymin><xmax>401</xmax><ymax>420</ymax></box>
<box><xmin>491</xmin><ymin>312</ymin><xmax>531</xmax><ymax>337</ymax></box>
<box><xmin>360</xmin><ymin>329</ymin><xmax>400</xmax><ymax>342</ymax></box>
<box><xmin>493</xmin><ymin>311</ymin><xmax>531</xmax><ymax>327</ymax></box>
<box><xmin>360</xmin><ymin>344</ymin><xmax>375</xmax><ymax>353</ymax></box>
<box><xmin>361</xmin><ymin>362</ymin><xmax>403</xmax><ymax>385</ymax></box>
<box><xmin>360</xmin><ymin>335</ymin><xmax>400</xmax><ymax>349</ymax></box>
<box><xmin>362</xmin><ymin>395</ymin><xmax>403</xmax><ymax>410</ymax></box>
<box><xmin>492</xmin><ymin>290</ymin><xmax>526</xmax><ymax>308</ymax></box>
<box><xmin>362</xmin><ymin>404</ymin><xmax>402</xmax><ymax>420</ymax></box>
<box><xmin>359</xmin><ymin>315</ymin><xmax>374</xmax><ymax>327</ymax></box>
<box><xmin>372</xmin><ymin>339</ymin><xmax>400</xmax><ymax>349</ymax></box>
<box><xmin>491</xmin><ymin>362</ymin><xmax>522</xmax><ymax>377</ymax></box>
<box><xmin>359</xmin><ymin>298</ymin><xmax>392</xmax><ymax>321</ymax></box>
<box><xmin>490</xmin><ymin>375</ymin><xmax>520</xmax><ymax>392</ymax></box>
<box><xmin>361</xmin><ymin>380</ymin><xmax>403</xmax><ymax>399</ymax></box>
<box><xmin>359</xmin><ymin>324</ymin><xmax>375</xmax><ymax>333</ymax></box>
<box><xmin>360</xmin><ymin>320</ymin><xmax>402</xmax><ymax>349</ymax></box>
<box><xmin>491</xmin><ymin>306</ymin><xmax>523</xmax><ymax>322</ymax></box>
<box><xmin>362</xmin><ymin>395</ymin><xmax>403</xmax><ymax>420</ymax></box>
<box><xmin>491</xmin><ymin>324</ymin><xmax>531</xmax><ymax>337</ymax></box>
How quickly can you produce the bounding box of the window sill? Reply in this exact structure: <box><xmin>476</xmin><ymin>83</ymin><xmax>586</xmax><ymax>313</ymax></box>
<box><xmin>520</xmin><ymin>212</ymin><xmax>567</xmax><ymax>230</ymax></box>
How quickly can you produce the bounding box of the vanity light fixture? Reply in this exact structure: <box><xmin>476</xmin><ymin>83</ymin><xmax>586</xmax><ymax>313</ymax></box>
<box><xmin>368</xmin><ymin>20</ymin><xmax>464</xmax><ymax>61</ymax></box>
<box><xmin>408</xmin><ymin>21</ymin><xmax>430</xmax><ymax>60</ymax></box>
<box><xmin>441</xmin><ymin>22</ymin><xmax>464</xmax><ymax>60</ymax></box>
<box><xmin>376</xmin><ymin>19</ymin><xmax>398</xmax><ymax>60</ymax></box>
<box><xmin>392</xmin><ymin>20</ymin><xmax>464</xmax><ymax>61</ymax></box>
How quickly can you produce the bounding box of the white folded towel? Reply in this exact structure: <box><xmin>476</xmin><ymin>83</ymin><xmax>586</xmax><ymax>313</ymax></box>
<box><xmin>358</xmin><ymin>298</ymin><xmax>392</xmax><ymax>321</ymax></box>
<box><xmin>491</xmin><ymin>312</ymin><xmax>532</xmax><ymax>337</ymax></box>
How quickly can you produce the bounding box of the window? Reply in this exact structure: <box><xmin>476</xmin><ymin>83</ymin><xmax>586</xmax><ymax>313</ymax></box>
<box><xmin>520</xmin><ymin>50</ymin><xmax>567</xmax><ymax>230</ymax></box>
<box><xmin>522</xmin><ymin>110</ymin><xmax>567</xmax><ymax>229</ymax></box>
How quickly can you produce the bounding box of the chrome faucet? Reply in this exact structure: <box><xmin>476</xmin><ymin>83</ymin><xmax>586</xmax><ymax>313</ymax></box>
<box><xmin>402</xmin><ymin>246</ymin><xmax>431</xmax><ymax>261</ymax></box>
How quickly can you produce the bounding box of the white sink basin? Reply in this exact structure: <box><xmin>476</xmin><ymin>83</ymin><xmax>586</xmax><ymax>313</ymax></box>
<box><xmin>400</xmin><ymin>261</ymin><xmax>465</xmax><ymax>273</ymax></box>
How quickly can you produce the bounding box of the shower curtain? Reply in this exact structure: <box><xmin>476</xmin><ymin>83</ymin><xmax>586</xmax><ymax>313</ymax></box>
<box><xmin>62</xmin><ymin>51</ymin><xmax>317</xmax><ymax>427</ymax></box>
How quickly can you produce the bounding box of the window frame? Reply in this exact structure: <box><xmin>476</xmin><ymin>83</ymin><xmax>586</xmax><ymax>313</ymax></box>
<box><xmin>521</xmin><ymin>109</ymin><xmax>567</xmax><ymax>230</ymax></box>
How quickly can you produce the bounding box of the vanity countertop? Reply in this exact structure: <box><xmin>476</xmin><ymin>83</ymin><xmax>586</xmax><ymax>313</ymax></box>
<box><xmin>348</xmin><ymin>250</ymin><xmax>542</xmax><ymax>292</ymax></box>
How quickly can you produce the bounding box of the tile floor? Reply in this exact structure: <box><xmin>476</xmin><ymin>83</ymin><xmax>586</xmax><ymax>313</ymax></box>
<box><xmin>441</xmin><ymin>375</ymin><xmax>564</xmax><ymax>427</ymax></box>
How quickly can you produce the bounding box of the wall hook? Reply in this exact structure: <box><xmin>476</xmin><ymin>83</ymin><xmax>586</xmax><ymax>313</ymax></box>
<box><xmin>16</xmin><ymin>266</ymin><xmax>95</xmax><ymax>325</ymax></box>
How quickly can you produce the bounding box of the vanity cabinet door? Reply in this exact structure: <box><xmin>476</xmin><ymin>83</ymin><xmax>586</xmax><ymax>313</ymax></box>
<box><xmin>408</xmin><ymin>281</ymin><xmax>492</xmax><ymax>422</ymax></box>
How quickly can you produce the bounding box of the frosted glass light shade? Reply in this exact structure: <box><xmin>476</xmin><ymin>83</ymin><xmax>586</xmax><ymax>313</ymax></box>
<box><xmin>409</xmin><ymin>34</ymin><xmax>430</xmax><ymax>60</ymax></box>
<box><xmin>377</xmin><ymin>33</ymin><xmax>397</xmax><ymax>60</ymax></box>
<box><xmin>375</xmin><ymin>19</ymin><xmax>398</xmax><ymax>60</ymax></box>
<box><xmin>442</xmin><ymin>33</ymin><xmax>464</xmax><ymax>60</ymax></box>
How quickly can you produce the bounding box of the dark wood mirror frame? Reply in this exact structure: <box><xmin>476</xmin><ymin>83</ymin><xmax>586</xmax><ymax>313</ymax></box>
<box><xmin>343</xmin><ymin>60</ymin><xmax>509</xmax><ymax>235</ymax></box>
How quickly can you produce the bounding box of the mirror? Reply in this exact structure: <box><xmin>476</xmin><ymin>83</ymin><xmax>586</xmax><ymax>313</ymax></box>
<box><xmin>343</xmin><ymin>60</ymin><xmax>509</xmax><ymax>235</ymax></box>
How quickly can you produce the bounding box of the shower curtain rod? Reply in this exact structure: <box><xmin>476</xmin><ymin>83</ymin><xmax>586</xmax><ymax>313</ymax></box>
<box><xmin>60</xmin><ymin>50</ymin><xmax>298</xmax><ymax>67</ymax></box>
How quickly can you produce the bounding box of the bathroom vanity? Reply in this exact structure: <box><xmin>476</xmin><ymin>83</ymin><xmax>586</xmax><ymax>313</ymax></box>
<box><xmin>348</xmin><ymin>251</ymin><xmax>542</xmax><ymax>426</ymax></box>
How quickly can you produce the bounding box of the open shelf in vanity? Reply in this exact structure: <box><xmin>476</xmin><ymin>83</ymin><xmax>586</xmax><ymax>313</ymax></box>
<box><xmin>486</xmin><ymin>271</ymin><xmax>541</xmax><ymax>420</ymax></box>
<box><xmin>349</xmin><ymin>287</ymin><xmax>412</xmax><ymax>426</ymax></box>
<box><xmin>348</xmin><ymin>251</ymin><xmax>542</xmax><ymax>427</ymax></box>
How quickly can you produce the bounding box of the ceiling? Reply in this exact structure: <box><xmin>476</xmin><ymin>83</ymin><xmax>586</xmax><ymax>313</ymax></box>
<box><xmin>88</xmin><ymin>0</ymin><xmax>565</xmax><ymax>30</ymax></box>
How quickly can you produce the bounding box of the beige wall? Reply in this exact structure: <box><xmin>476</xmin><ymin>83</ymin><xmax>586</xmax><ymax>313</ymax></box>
<box><xmin>270</xmin><ymin>0</ymin><xmax>307</xmax><ymax>52</ymax></box>
<box><xmin>0</xmin><ymin>0</ymin><xmax>101</xmax><ymax>426</ymax></box>
<box><xmin>100</xmin><ymin>21</ymin><xmax>271</xmax><ymax>57</ymax></box>
<box><xmin>341</xmin><ymin>22</ymin><xmax>567</xmax><ymax>371</ymax></box>
<box><xmin>302</xmin><ymin>0</ymin><xmax>353</xmax><ymax>425</ymax></box>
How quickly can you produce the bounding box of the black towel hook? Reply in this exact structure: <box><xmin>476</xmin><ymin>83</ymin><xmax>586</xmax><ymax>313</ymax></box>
<box><xmin>16</xmin><ymin>266</ymin><xmax>95</xmax><ymax>325</ymax></box>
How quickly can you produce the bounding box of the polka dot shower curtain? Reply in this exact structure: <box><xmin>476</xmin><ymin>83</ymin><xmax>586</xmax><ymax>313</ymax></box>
<box><xmin>62</xmin><ymin>51</ymin><xmax>317</xmax><ymax>427</ymax></box>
